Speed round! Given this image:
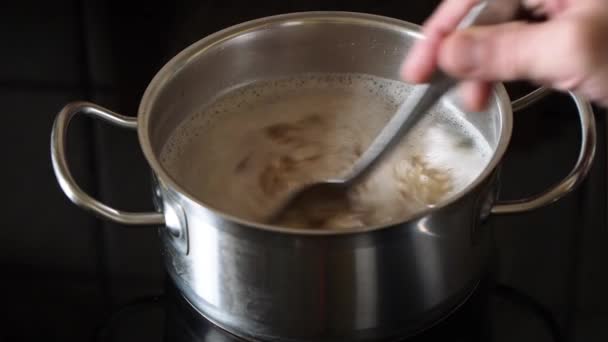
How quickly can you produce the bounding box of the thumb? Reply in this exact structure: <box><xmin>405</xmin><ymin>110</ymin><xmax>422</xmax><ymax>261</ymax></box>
<box><xmin>437</xmin><ymin>20</ymin><xmax>573</xmax><ymax>84</ymax></box>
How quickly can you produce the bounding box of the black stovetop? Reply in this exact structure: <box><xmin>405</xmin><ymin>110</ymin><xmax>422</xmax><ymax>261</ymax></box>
<box><xmin>95</xmin><ymin>275</ymin><xmax>563</xmax><ymax>342</ymax></box>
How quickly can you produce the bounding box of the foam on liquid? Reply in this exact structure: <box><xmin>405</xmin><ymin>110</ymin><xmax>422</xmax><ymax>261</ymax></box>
<box><xmin>161</xmin><ymin>73</ymin><xmax>492</xmax><ymax>229</ymax></box>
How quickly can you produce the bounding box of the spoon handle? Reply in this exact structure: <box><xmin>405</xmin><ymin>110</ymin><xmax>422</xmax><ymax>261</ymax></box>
<box><xmin>339</xmin><ymin>71</ymin><xmax>456</xmax><ymax>184</ymax></box>
<box><xmin>338</xmin><ymin>0</ymin><xmax>521</xmax><ymax>184</ymax></box>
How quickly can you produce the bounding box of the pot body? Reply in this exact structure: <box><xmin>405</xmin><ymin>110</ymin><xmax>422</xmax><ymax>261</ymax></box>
<box><xmin>153</xmin><ymin>172</ymin><xmax>497</xmax><ymax>341</ymax></box>
<box><xmin>50</xmin><ymin>11</ymin><xmax>596</xmax><ymax>342</ymax></box>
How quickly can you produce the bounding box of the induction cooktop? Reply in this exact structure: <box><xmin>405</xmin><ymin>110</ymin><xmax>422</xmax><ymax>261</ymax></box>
<box><xmin>95</xmin><ymin>275</ymin><xmax>561</xmax><ymax>342</ymax></box>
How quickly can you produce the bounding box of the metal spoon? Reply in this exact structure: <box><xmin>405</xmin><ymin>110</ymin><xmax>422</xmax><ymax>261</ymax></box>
<box><xmin>265</xmin><ymin>0</ymin><xmax>520</xmax><ymax>224</ymax></box>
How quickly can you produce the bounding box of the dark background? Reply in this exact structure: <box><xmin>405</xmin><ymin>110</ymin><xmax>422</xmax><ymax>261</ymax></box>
<box><xmin>1</xmin><ymin>1</ymin><xmax>607</xmax><ymax>341</ymax></box>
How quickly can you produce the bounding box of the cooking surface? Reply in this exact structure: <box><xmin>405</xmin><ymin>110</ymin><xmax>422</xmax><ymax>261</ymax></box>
<box><xmin>96</xmin><ymin>277</ymin><xmax>562</xmax><ymax>342</ymax></box>
<box><xmin>2</xmin><ymin>1</ymin><xmax>608</xmax><ymax>341</ymax></box>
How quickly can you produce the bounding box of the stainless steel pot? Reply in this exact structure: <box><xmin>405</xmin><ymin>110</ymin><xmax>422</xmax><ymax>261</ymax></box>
<box><xmin>50</xmin><ymin>12</ymin><xmax>596</xmax><ymax>342</ymax></box>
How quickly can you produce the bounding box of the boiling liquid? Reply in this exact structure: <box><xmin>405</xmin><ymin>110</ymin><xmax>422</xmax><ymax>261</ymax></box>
<box><xmin>160</xmin><ymin>73</ymin><xmax>492</xmax><ymax>229</ymax></box>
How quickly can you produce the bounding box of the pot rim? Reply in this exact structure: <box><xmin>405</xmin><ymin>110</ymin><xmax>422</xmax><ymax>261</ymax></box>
<box><xmin>137</xmin><ymin>11</ymin><xmax>513</xmax><ymax>236</ymax></box>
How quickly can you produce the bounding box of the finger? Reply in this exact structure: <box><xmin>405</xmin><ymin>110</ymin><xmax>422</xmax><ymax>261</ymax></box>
<box><xmin>459</xmin><ymin>81</ymin><xmax>493</xmax><ymax>112</ymax></box>
<box><xmin>401</xmin><ymin>32</ymin><xmax>442</xmax><ymax>83</ymax></box>
<box><xmin>422</xmin><ymin>0</ymin><xmax>481</xmax><ymax>35</ymax></box>
<box><xmin>402</xmin><ymin>0</ymin><xmax>481</xmax><ymax>83</ymax></box>
<box><xmin>437</xmin><ymin>20</ymin><xmax>575</xmax><ymax>84</ymax></box>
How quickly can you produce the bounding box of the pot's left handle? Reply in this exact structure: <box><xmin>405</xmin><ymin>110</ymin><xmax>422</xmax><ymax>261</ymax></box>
<box><xmin>51</xmin><ymin>101</ymin><xmax>165</xmax><ymax>226</ymax></box>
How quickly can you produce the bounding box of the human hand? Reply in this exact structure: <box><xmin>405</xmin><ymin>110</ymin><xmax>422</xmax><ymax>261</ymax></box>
<box><xmin>401</xmin><ymin>0</ymin><xmax>608</xmax><ymax>110</ymax></box>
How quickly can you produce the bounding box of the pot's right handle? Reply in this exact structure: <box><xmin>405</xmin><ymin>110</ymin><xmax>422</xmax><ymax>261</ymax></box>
<box><xmin>51</xmin><ymin>101</ymin><xmax>166</xmax><ymax>226</ymax></box>
<box><xmin>491</xmin><ymin>88</ymin><xmax>596</xmax><ymax>215</ymax></box>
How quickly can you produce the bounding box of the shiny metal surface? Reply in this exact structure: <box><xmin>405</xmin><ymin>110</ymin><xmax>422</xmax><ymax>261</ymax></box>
<box><xmin>492</xmin><ymin>90</ymin><xmax>596</xmax><ymax>214</ymax></box>
<box><xmin>50</xmin><ymin>101</ymin><xmax>165</xmax><ymax>226</ymax></box>
<box><xmin>157</xmin><ymin>184</ymin><xmax>492</xmax><ymax>341</ymax></box>
<box><xmin>50</xmin><ymin>11</ymin><xmax>597</xmax><ymax>342</ymax></box>
<box><xmin>511</xmin><ymin>87</ymin><xmax>552</xmax><ymax>112</ymax></box>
